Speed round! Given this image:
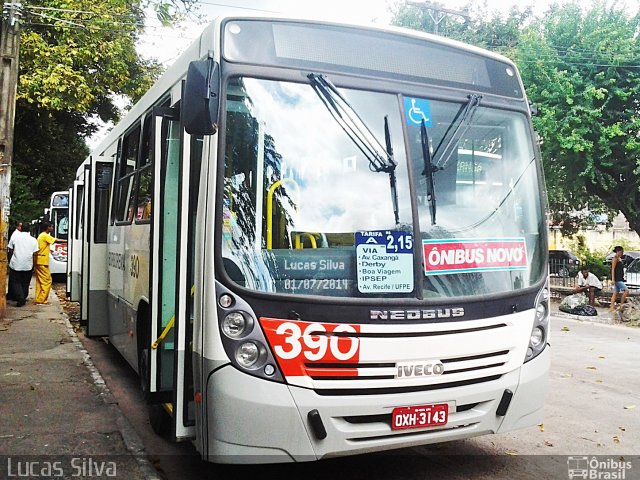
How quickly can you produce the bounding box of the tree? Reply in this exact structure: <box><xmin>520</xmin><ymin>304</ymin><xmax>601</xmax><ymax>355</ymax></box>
<box><xmin>515</xmin><ymin>1</ymin><xmax>640</xmax><ymax>235</ymax></box>
<box><xmin>10</xmin><ymin>0</ymin><xmax>198</xmax><ymax>225</ymax></box>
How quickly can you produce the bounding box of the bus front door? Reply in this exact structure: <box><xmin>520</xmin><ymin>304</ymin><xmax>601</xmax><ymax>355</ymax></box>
<box><xmin>69</xmin><ymin>179</ymin><xmax>84</xmax><ymax>302</ymax></box>
<box><xmin>85</xmin><ymin>157</ymin><xmax>113</xmax><ymax>336</ymax></box>
<box><xmin>148</xmin><ymin>106</ymin><xmax>195</xmax><ymax>441</ymax></box>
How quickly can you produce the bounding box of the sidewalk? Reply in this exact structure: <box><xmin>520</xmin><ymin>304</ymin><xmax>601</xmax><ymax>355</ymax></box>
<box><xmin>0</xmin><ymin>283</ymin><xmax>160</xmax><ymax>479</ymax></box>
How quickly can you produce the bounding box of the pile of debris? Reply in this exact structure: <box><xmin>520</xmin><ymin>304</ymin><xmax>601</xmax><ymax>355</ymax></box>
<box><xmin>615</xmin><ymin>297</ymin><xmax>640</xmax><ymax>327</ymax></box>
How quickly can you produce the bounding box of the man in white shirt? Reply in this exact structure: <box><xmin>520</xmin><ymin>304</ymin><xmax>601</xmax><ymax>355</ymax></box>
<box><xmin>6</xmin><ymin>222</ymin><xmax>22</xmax><ymax>301</ymax></box>
<box><xmin>7</xmin><ymin>223</ymin><xmax>39</xmax><ymax>306</ymax></box>
<box><xmin>575</xmin><ymin>267</ymin><xmax>603</xmax><ymax>307</ymax></box>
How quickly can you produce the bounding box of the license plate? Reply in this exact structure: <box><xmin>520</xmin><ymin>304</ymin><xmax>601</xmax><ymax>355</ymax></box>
<box><xmin>391</xmin><ymin>403</ymin><xmax>448</xmax><ymax>430</ymax></box>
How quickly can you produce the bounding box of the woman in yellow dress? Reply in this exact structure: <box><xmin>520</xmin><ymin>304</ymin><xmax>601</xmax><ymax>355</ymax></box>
<box><xmin>35</xmin><ymin>221</ymin><xmax>66</xmax><ymax>304</ymax></box>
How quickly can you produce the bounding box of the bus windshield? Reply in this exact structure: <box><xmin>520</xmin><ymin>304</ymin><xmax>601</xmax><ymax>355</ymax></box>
<box><xmin>221</xmin><ymin>77</ymin><xmax>546</xmax><ymax>299</ymax></box>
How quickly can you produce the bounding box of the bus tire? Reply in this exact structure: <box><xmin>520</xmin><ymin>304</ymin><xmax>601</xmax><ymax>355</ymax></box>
<box><xmin>139</xmin><ymin>348</ymin><xmax>150</xmax><ymax>400</ymax></box>
<box><xmin>149</xmin><ymin>404</ymin><xmax>172</xmax><ymax>438</ymax></box>
<box><xmin>137</xmin><ymin>304</ymin><xmax>151</xmax><ymax>398</ymax></box>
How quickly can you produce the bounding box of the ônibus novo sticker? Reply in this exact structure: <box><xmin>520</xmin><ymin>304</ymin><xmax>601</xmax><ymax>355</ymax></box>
<box><xmin>423</xmin><ymin>238</ymin><xmax>527</xmax><ymax>275</ymax></box>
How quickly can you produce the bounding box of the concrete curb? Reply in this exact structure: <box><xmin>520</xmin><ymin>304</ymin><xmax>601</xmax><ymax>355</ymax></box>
<box><xmin>551</xmin><ymin>308</ymin><xmax>626</xmax><ymax>327</ymax></box>
<box><xmin>58</xmin><ymin>307</ymin><xmax>162</xmax><ymax>480</ymax></box>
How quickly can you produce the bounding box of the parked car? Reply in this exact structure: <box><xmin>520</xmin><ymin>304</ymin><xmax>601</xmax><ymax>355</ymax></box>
<box><xmin>603</xmin><ymin>250</ymin><xmax>640</xmax><ymax>268</ymax></box>
<box><xmin>624</xmin><ymin>257</ymin><xmax>640</xmax><ymax>290</ymax></box>
<box><xmin>549</xmin><ymin>250</ymin><xmax>581</xmax><ymax>277</ymax></box>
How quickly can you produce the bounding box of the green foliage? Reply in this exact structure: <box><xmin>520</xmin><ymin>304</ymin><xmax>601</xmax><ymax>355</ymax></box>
<box><xmin>517</xmin><ymin>1</ymin><xmax>640</xmax><ymax>236</ymax></box>
<box><xmin>580</xmin><ymin>251</ymin><xmax>609</xmax><ymax>280</ymax></box>
<box><xmin>18</xmin><ymin>0</ymin><xmax>163</xmax><ymax>120</ymax></box>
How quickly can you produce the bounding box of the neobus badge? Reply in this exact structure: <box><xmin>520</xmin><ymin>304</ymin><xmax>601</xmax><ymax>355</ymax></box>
<box><xmin>370</xmin><ymin>308</ymin><xmax>465</xmax><ymax>320</ymax></box>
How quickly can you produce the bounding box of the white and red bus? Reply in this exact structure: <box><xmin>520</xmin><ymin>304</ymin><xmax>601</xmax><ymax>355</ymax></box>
<box><xmin>69</xmin><ymin>15</ymin><xmax>550</xmax><ymax>464</ymax></box>
<box><xmin>43</xmin><ymin>190</ymin><xmax>69</xmax><ymax>277</ymax></box>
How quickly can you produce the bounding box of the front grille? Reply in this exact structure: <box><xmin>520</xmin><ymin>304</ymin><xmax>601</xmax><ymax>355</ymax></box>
<box><xmin>305</xmin><ymin>349</ymin><xmax>510</xmax><ymax>382</ymax></box>
<box><xmin>277</xmin><ymin>314</ymin><xmax>531</xmax><ymax>395</ymax></box>
<box><xmin>313</xmin><ymin>374</ymin><xmax>502</xmax><ymax>396</ymax></box>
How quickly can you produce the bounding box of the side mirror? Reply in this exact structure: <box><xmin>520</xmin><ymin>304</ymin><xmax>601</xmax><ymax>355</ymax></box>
<box><xmin>183</xmin><ymin>54</ymin><xmax>220</xmax><ymax>136</ymax></box>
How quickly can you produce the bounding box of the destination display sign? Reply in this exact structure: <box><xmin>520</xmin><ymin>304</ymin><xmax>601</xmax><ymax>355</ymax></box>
<box><xmin>423</xmin><ymin>237</ymin><xmax>528</xmax><ymax>275</ymax></box>
<box><xmin>356</xmin><ymin>230</ymin><xmax>414</xmax><ymax>293</ymax></box>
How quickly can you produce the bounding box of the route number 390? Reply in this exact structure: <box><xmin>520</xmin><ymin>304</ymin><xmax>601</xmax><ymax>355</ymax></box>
<box><xmin>273</xmin><ymin>322</ymin><xmax>359</xmax><ymax>362</ymax></box>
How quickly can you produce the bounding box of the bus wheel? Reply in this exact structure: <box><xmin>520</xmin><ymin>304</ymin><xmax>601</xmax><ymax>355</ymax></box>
<box><xmin>139</xmin><ymin>348</ymin><xmax>150</xmax><ymax>399</ymax></box>
<box><xmin>149</xmin><ymin>404</ymin><xmax>172</xmax><ymax>438</ymax></box>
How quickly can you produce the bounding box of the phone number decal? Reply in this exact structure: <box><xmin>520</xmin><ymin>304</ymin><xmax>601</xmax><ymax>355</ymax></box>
<box><xmin>259</xmin><ymin>318</ymin><xmax>361</xmax><ymax>377</ymax></box>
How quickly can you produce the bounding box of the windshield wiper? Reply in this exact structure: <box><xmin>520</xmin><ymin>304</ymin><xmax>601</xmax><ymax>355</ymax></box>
<box><xmin>307</xmin><ymin>73</ymin><xmax>400</xmax><ymax>225</ymax></box>
<box><xmin>433</xmin><ymin>94</ymin><xmax>482</xmax><ymax>169</ymax></box>
<box><xmin>420</xmin><ymin>119</ymin><xmax>440</xmax><ymax>225</ymax></box>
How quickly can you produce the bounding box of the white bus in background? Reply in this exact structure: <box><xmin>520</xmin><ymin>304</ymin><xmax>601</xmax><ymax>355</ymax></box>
<box><xmin>44</xmin><ymin>191</ymin><xmax>70</xmax><ymax>277</ymax></box>
<box><xmin>68</xmin><ymin>15</ymin><xmax>550</xmax><ymax>464</ymax></box>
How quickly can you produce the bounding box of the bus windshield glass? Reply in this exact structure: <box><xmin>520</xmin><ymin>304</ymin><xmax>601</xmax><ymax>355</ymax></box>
<box><xmin>221</xmin><ymin>77</ymin><xmax>546</xmax><ymax>299</ymax></box>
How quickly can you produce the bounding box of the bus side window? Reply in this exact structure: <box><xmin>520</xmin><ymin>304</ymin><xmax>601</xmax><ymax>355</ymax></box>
<box><xmin>115</xmin><ymin>123</ymin><xmax>140</xmax><ymax>223</ymax></box>
<box><xmin>136</xmin><ymin>115</ymin><xmax>153</xmax><ymax>222</ymax></box>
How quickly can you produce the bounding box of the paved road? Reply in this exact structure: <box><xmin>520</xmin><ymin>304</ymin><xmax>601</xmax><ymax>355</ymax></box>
<box><xmin>78</xmin><ymin>313</ymin><xmax>640</xmax><ymax>480</ymax></box>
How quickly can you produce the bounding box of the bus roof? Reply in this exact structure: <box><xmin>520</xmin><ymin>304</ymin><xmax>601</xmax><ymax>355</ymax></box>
<box><xmin>90</xmin><ymin>14</ymin><xmax>523</xmax><ymax>157</ymax></box>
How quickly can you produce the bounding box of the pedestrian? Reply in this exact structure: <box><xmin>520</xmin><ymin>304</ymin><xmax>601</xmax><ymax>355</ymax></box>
<box><xmin>8</xmin><ymin>221</ymin><xmax>23</xmax><ymax>245</ymax></box>
<box><xmin>609</xmin><ymin>246</ymin><xmax>629</xmax><ymax>311</ymax></box>
<box><xmin>574</xmin><ymin>267</ymin><xmax>602</xmax><ymax>307</ymax></box>
<box><xmin>35</xmin><ymin>221</ymin><xmax>67</xmax><ymax>305</ymax></box>
<box><xmin>7</xmin><ymin>222</ymin><xmax>39</xmax><ymax>306</ymax></box>
<box><xmin>6</xmin><ymin>221</ymin><xmax>23</xmax><ymax>301</ymax></box>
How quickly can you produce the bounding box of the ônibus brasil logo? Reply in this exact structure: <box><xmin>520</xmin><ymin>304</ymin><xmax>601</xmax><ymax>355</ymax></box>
<box><xmin>567</xmin><ymin>456</ymin><xmax>632</xmax><ymax>480</ymax></box>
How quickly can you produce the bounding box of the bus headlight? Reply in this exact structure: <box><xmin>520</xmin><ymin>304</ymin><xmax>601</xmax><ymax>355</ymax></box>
<box><xmin>236</xmin><ymin>342</ymin><xmax>261</xmax><ymax>368</ymax></box>
<box><xmin>216</xmin><ymin>282</ymin><xmax>284</xmax><ymax>382</ymax></box>
<box><xmin>222</xmin><ymin>312</ymin><xmax>249</xmax><ymax>338</ymax></box>
<box><xmin>530</xmin><ymin>326</ymin><xmax>544</xmax><ymax>347</ymax></box>
<box><xmin>525</xmin><ymin>286</ymin><xmax>550</xmax><ymax>362</ymax></box>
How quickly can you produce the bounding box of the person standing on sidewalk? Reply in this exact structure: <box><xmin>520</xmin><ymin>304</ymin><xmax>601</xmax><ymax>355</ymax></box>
<box><xmin>35</xmin><ymin>221</ymin><xmax>66</xmax><ymax>304</ymax></box>
<box><xmin>7</xmin><ymin>222</ymin><xmax>39</xmax><ymax>306</ymax></box>
<box><xmin>610</xmin><ymin>245</ymin><xmax>629</xmax><ymax>311</ymax></box>
<box><xmin>6</xmin><ymin>221</ymin><xmax>23</xmax><ymax>301</ymax></box>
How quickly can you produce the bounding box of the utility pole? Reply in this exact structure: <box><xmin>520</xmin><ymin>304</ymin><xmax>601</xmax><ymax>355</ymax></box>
<box><xmin>406</xmin><ymin>1</ymin><xmax>470</xmax><ymax>35</ymax></box>
<box><xmin>0</xmin><ymin>1</ymin><xmax>21</xmax><ymax>318</ymax></box>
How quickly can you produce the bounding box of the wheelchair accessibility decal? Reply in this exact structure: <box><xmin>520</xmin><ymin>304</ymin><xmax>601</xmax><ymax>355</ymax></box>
<box><xmin>404</xmin><ymin>97</ymin><xmax>432</xmax><ymax>127</ymax></box>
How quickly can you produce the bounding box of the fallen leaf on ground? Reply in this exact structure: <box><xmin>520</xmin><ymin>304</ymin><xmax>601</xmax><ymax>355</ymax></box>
<box><xmin>538</xmin><ymin>424</ymin><xmax>544</xmax><ymax>432</ymax></box>
<box><xmin>624</xmin><ymin>405</ymin><xmax>636</xmax><ymax>410</ymax></box>
<box><xmin>544</xmin><ymin>441</ymin><xmax>554</xmax><ymax>447</ymax></box>
<box><xmin>619</xmin><ymin>427</ymin><xmax>626</xmax><ymax>432</ymax></box>
<box><xmin>595</xmin><ymin>380</ymin><xmax>603</xmax><ymax>383</ymax></box>
<box><xmin>598</xmin><ymin>356</ymin><xmax>606</xmax><ymax>359</ymax></box>
<box><xmin>561</xmin><ymin>326</ymin><xmax>570</xmax><ymax>332</ymax></box>
<box><xmin>586</xmin><ymin>366</ymin><xmax>597</xmax><ymax>370</ymax></box>
<box><xmin>561</xmin><ymin>373</ymin><xmax>573</xmax><ymax>378</ymax></box>
<box><xmin>506</xmin><ymin>451</ymin><xmax>518</xmax><ymax>456</ymax></box>
<box><xmin>613</xmin><ymin>436</ymin><xmax>620</xmax><ymax>444</ymax></box>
